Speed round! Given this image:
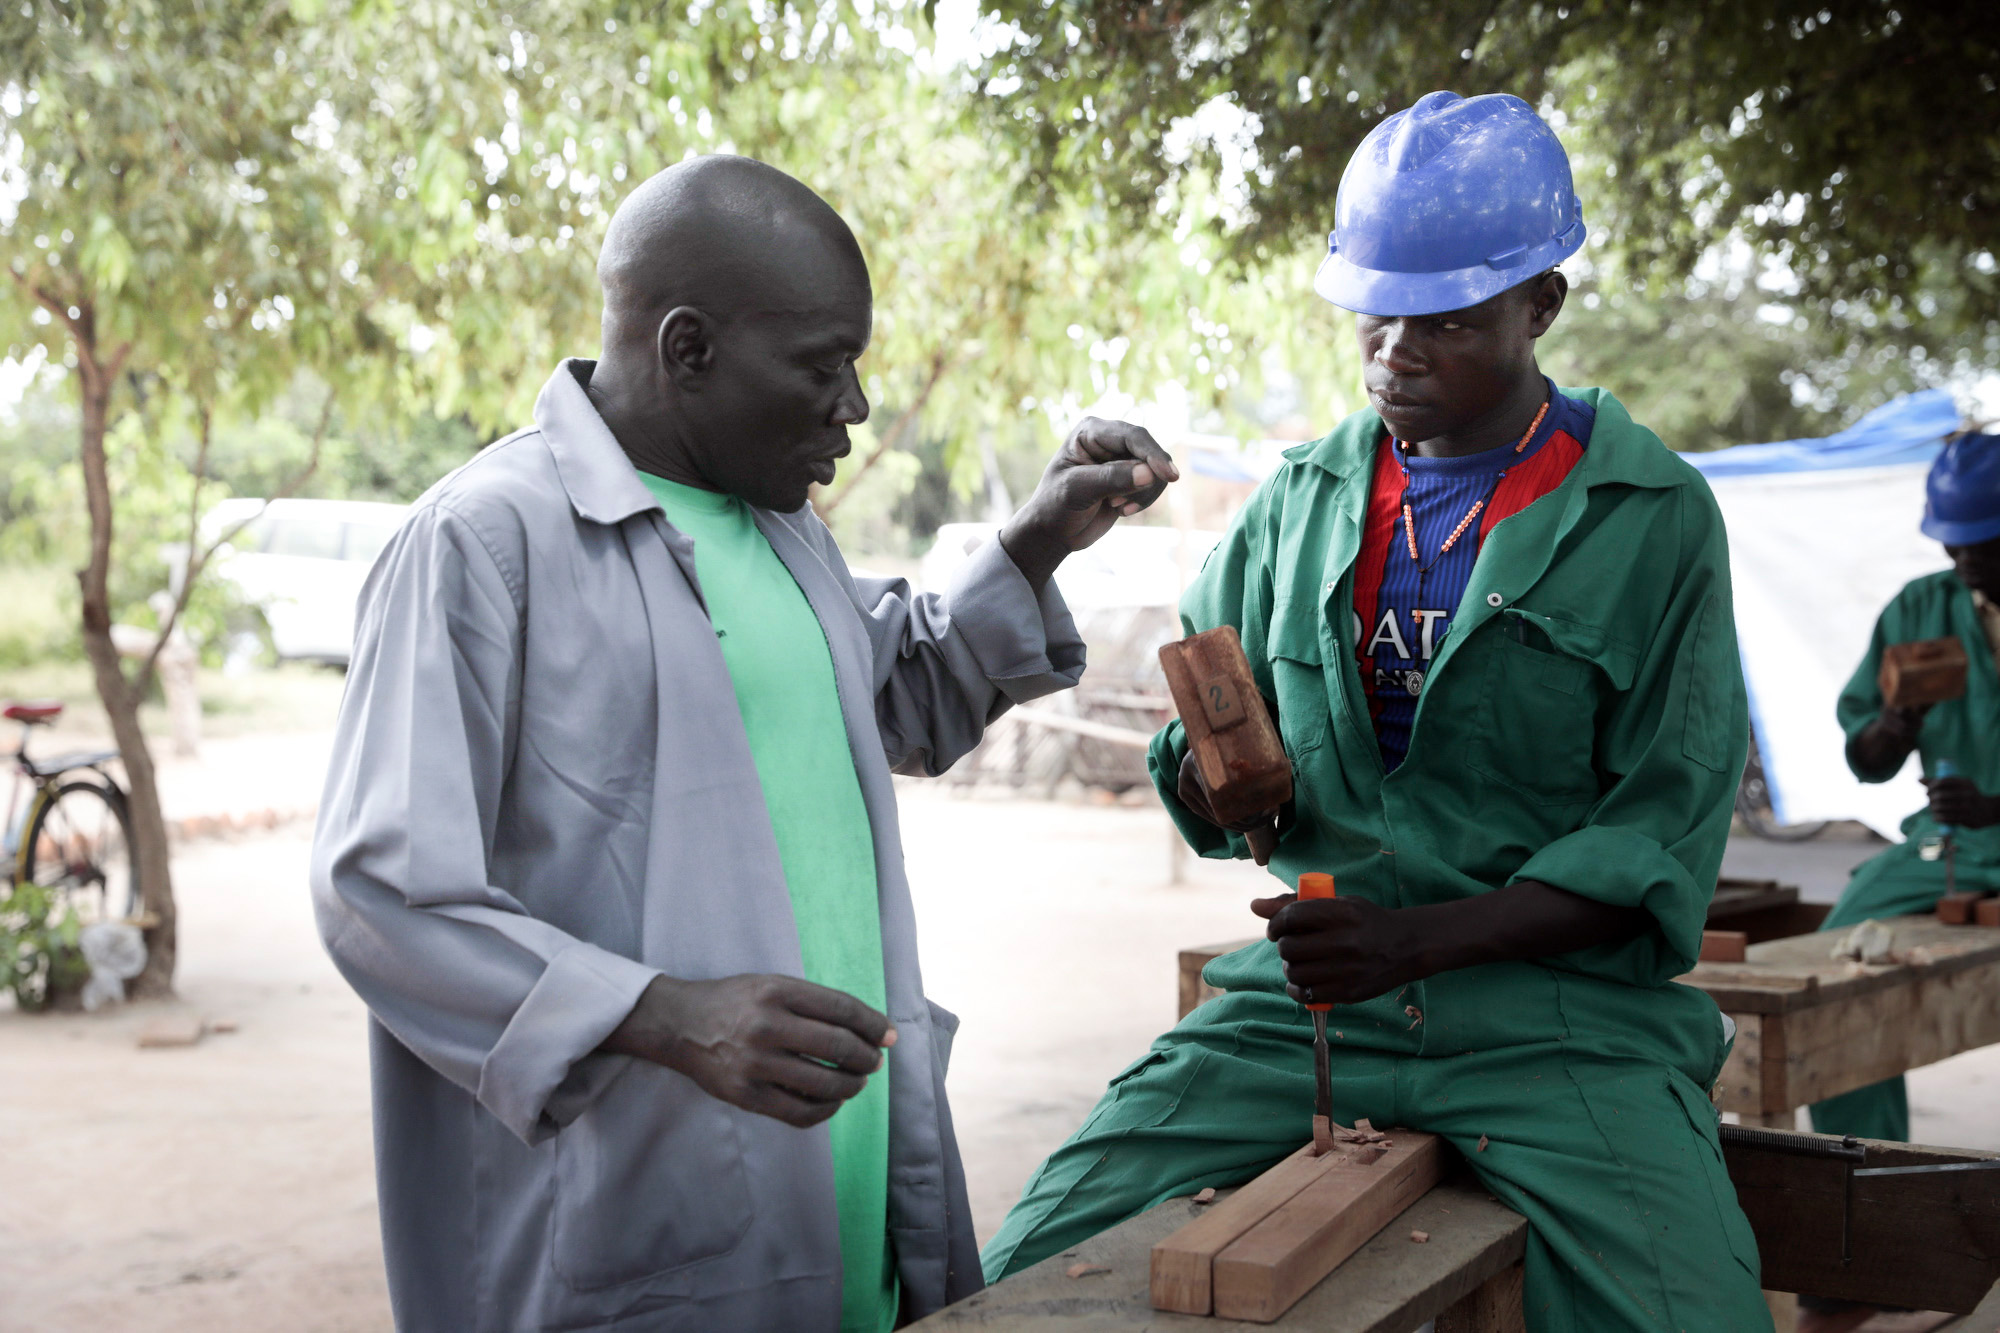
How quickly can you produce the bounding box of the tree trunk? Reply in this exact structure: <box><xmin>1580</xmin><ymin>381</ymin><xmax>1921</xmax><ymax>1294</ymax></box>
<box><xmin>72</xmin><ymin>335</ymin><xmax>177</xmax><ymax>997</ymax></box>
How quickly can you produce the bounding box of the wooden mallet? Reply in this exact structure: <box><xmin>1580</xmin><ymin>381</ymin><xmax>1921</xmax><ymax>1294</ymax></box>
<box><xmin>1158</xmin><ymin>625</ymin><xmax>1293</xmax><ymax>865</ymax></box>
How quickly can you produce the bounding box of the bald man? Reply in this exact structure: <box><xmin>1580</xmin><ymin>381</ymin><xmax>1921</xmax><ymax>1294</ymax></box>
<box><xmin>312</xmin><ymin>156</ymin><xmax>1176</xmax><ymax>1333</ymax></box>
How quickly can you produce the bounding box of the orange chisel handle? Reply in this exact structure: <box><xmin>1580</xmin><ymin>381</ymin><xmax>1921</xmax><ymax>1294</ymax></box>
<box><xmin>1297</xmin><ymin>872</ymin><xmax>1335</xmax><ymax>1013</ymax></box>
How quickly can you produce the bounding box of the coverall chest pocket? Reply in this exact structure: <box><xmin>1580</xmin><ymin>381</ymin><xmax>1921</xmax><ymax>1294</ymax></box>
<box><xmin>1469</xmin><ymin>609</ymin><xmax>1627</xmax><ymax>807</ymax></box>
<box><xmin>551</xmin><ymin>1061</ymin><xmax>753</xmax><ymax>1291</ymax></box>
<box><xmin>1264</xmin><ymin>600</ymin><xmax>1332</xmax><ymax>764</ymax></box>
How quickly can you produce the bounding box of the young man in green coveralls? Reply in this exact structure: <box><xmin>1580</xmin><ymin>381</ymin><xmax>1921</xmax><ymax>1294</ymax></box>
<box><xmin>1810</xmin><ymin>435</ymin><xmax>2000</xmax><ymax>1145</ymax></box>
<box><xmin>983</xmin><ymin>92</ymin><xmax>1772</xmax><ymax>1332</ymax></box>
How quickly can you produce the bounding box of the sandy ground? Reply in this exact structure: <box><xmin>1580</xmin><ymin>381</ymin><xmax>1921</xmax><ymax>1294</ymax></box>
<box><xmin>3</xmin><ymin>774</ymin><xmax>1996</xmax><ymax>1331</ymax></box>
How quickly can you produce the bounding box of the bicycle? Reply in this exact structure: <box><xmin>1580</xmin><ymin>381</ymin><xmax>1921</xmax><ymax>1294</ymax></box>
<box><xmin>4</xmin><ymin>700</ymin><xmax>139</xmax><ymax>928</ymax></box>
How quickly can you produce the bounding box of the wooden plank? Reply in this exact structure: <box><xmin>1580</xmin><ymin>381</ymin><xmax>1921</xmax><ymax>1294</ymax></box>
<box><xmin>1724</xmin><ymin>1134</ymin><xmax>2000</xmax><ymax>1312</ymax></box>
<box><xmin>1434</xmin><ymin>1261</ymin><xmax>1525</xmax><ymax>1333</ymax></box>
<box><xmin>1769</xmin><ymin>959</ymin><xmax>2000</xmax><ymax>1107</ymax></box>
<box><xmin>1212</xmin><ymin>1133</ymin><xmax>1446</xmax><ymax>1323</ymax></box>
<box><xmin>1718</xmin><ymin>900</ymin><xmax>1831</xmax><ymax>945</ymax></box>
<box><xmin>1150</xmin><ymin>1145</ymin><xmax>1344</xmax><ymax>1314</ymax></box>
<box><xmin>1690</xmin><ymin>917</ymin><xmax>2000</xmax><ymax>1015</ymax></box>
<box><xmin>909</xmin><ymin>1178</ymin><xmax>1526</xmax><ymax>1332</ymax></box>
<box><xmin>1701</xmin><ymin>930</ymin><xmax>1749</xmax><ymax>963</ymax></box>
<box><xmin>1710</xmin><ymin>878</ymin><xmax>1801</xmax><ymax>919</ymax></box>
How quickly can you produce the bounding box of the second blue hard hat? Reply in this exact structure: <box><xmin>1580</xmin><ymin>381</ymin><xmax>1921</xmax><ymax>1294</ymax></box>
<box><xmin>1314</xmin><ymin>90</ymin><xmax>1587</xmax><ymax>317</ymax></box>
<box><xmin>1922</xmin><ymin>432</ymin><xmax>2000</xmax><ymax>547</ymax></box>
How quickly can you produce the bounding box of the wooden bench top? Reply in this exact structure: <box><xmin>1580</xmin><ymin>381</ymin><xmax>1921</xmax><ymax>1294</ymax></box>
<box><xmin>906</xmin><ymin>1178</ymin><xmax>1526</xmax><ymax>1333</ymax></box>
<box><xmin>1687</xmin><ymin>916</ymin><xmax>2000</xmax><ymax>1014</ymax></box>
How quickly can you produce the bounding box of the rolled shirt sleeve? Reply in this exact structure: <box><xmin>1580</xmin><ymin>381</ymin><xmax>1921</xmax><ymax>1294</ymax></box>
<box><xmin>311</xmin><ymin>502</ymin><xmax>659</xmax><ymax>1145</ymax></box>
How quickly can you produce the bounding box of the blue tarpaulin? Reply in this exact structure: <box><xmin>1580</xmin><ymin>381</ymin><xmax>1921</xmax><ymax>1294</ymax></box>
<box><xmin>1690</xmin><ymin>389</ymin><xmax>1963</xmax><ymax>835</ymax></box>
<box><xmin>1683</xmin><ymin>388</ymin><xmax>1960</xmax><ymax>478</ymax></box>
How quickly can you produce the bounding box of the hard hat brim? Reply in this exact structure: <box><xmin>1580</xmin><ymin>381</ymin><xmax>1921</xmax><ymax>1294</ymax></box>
<box><xmin>1920</xmin><ymin>509</ymin><xmax>2000</xmax><ymax>547</ymax></box>
<box><xmin>1313</xmin><ymin>227</ymin><xmax>1586</xmax><ymax>318</ymax></box>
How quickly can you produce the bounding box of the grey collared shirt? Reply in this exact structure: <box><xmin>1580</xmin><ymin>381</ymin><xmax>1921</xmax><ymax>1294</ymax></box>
<box><xmin>311</xmin><ymin>360</ymin><xmax>1084</xmax><ymax>1332</ymax></box>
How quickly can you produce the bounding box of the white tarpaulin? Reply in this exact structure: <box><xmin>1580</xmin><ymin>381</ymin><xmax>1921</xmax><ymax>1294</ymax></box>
<box><xmin>1686</xmin><ymin>390</ymin><xmax>1963</xmax><ymax>839</ymax></box>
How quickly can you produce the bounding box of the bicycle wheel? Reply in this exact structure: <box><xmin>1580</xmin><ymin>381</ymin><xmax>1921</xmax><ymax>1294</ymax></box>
<box><xmin>20</xmin><ymin>780</ymin><xmax>138</xmax><ymax>924</ymax></box>
<box><xmin>1735</xmin><ymin>736</ymin><xmax>1830</xmax><ymax>843</ymax></box>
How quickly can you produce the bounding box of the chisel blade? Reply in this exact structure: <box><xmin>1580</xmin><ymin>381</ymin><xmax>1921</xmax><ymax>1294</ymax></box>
<box><xmin>1310</xmin><ymin>1010</ymin><xmax>1334</xmax><ymax>1155</ymax></box>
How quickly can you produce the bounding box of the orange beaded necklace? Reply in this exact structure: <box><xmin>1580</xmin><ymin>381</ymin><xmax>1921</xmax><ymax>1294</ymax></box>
<box><xmin>1396</xmin><ymin>396</ymin><xmax>1550</xmax><ymax>568</ymax></box>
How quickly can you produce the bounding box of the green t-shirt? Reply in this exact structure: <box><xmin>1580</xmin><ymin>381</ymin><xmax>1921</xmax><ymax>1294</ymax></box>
<box><xmin>639</xmin><ymin>473</ymin><xmax>896</xmax><ymax>1333</ymax></box>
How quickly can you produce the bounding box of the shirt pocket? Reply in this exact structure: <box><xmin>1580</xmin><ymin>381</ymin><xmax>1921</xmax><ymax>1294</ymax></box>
<box><xmin>551</xmin><ymin>1061</ymin><xmax>754</xmax><ymax>1291</ymax></box>
<box><xmin>1265</xmin><ymin>598</ymin><xmax>1333</xmax><ymax>763</ymax></box>
<box><xmin>1468</xmin><ymin>608</ymin><xmax>1633</xmax><ymax>807</ymax></box>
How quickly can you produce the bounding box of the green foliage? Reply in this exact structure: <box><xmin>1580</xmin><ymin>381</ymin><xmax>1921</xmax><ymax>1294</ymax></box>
<box><xmin>1543</xmin><ymin>277</ymin><xmax>1937</xmax><ymax>453</ymax></box>
<box><xmin>0</xmin><ymin>565</ymin><xmax>77</xmax><ymax>667</ymax></box>
<box><xmin>968</xmin><ymin>0</ymin><xmax>1999</xmax><ymax>367</ymax></box>
<box><xmin>0</xmin><ymin>874</ymin><xmax>87</xmax><ymax>1011</ymax></box>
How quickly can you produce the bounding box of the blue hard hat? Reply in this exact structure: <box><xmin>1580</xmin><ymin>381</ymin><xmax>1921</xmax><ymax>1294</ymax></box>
<box><xmin>1314</xmin><ymin>91</ymin><xmax>1587</xmax><ymax>317</ymax></box>
<box><xmin>1922</xmin><ymin>432</ymin><xmax>2000</xmax><ymax>546</ymax></box>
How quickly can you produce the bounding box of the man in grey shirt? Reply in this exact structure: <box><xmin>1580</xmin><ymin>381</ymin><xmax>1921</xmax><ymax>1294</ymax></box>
<box><xmin>311</xmin><ymin>155</ymin><xmax>1176</xmax><ymax>1332</ymax></box>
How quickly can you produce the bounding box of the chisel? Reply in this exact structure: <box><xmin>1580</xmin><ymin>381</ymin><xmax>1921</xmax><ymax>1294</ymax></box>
<box><xmin>1938</xmin><ymin>758</ymin><xmax>1959</xmax><ymax>897</ymax></box>
<box><xmin>1298</xmin><ymin>871</ymin><xmax>1337</xmax><ymax>1155</ymax></box>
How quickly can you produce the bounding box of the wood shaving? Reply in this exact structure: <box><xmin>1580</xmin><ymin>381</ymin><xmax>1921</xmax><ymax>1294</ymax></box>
<box><xmin>1404</xmin><ymin>1005</ymin><xmax>1424</xmax><ymax>1028</ymax></box>
<box><xmin>1065</xmin><ymin>1263</ymin><xmax>1111</xmax><ymax>1279</ymax></box>
<box><xmin>1477</xmin><ymin>1135</ymin><xmax>1489</xmax><ymax>1153</ymax></box>
<box><xmin>1409</xmin><ymin>1230</ymin><xmax>1430</xmax><ymax>1243</ymax></box>
<box><xmin>1192</xmin><ymin>1188</ymin><xmax>1217</xmax><ymax>1204</ymax></box>
<box><xmin>1830</xmin><ymin>918</ymin><xmax>1896</xmax><ymax>965</ymax></box>
<box><xmin>1328</xmin><ymin>1118</ymin><xmax>1391</xmax><ymax>1146</ymax></box>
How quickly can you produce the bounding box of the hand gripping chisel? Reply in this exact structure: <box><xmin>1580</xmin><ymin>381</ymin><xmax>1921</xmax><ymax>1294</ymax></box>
<box><xmin>1298</xmin><ymin>872</ymin><xmax>1337</xmax><ymax>1155</ymax></box>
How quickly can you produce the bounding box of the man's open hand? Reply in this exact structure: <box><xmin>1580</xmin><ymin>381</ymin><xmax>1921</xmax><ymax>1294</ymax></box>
<box><xmin>604</xmin><ymin>974</ymin><xmax>896</xmax><ymax>1128</ymax></box>
<box><xmin>1924</xmin><ymin>775</ymin><xmax>2000</xmax><ymax>830</ymax></box>
<box><xmin>999</xmin><ymin>416</ymin><xmax>1179</xmax><ymax>588</ymax></box>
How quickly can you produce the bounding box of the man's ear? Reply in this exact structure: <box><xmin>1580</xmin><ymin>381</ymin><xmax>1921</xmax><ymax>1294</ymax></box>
<box><xmin>658</xmin><ymin>306</ymin><xmax>716</xmax><ymax>390</ymax></box>
<box><xmin>1527</xmin><ymin>271</ymin><xmax>1568</xmax><ymax>338</ymax></box>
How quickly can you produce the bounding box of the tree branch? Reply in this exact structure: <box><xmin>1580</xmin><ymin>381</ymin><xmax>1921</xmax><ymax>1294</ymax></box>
<box><xmin>134</xmin><ymin>388</ymin><xmax>335</xmax><ymax>695</ymax></box>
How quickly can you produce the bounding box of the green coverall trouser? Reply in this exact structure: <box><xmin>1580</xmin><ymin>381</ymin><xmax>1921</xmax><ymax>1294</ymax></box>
<box><xmin>1808</xmin><ymin>570</ymin><xmax>2000</xmax><ymax>1142</ymax></box>
<box><xmin>982</xmin><ymin>945</ymin><xmax>1771</xmax><ymax>1333</ymax></box>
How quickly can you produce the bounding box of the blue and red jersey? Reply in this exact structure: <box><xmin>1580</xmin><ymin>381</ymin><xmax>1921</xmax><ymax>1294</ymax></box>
<box><xmin>1352</xmin><ymin>381</ymin><xmax>1596</xmax><ymax>771</ymax></box>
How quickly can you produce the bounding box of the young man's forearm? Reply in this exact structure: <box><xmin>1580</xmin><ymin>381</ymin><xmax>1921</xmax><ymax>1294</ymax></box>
<box><xmin>1400</xmin><ymin>880</ymin><xmax>1651</xmax><ymax>978</ymax></box>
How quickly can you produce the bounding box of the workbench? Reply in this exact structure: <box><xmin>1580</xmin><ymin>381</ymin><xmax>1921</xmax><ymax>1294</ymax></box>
<box><xmin>1181</xmin><ymin>915</ymin><xmax>2000</xmax><ymax>1129</ymax></box>
<box><xmin>905</xmin><ymin>1177</ymin><xmax>1530</xmax><ymax>1333</ymax></box>
<box><xmin>1695</xmin><ymin>915</ymin><xmax>2000</xmax><ymax>1126</ymax></box>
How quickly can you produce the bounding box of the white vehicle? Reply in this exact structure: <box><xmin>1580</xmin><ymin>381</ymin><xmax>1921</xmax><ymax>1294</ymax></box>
<box><xmin>202</xmin><ymin>497</ymin><xmax>410</xmax><ymax>665</ymax></box>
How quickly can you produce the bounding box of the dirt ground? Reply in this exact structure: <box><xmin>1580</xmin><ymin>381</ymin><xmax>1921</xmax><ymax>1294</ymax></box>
<box><xmin>4</xmin><ymin>773</ymin><xmax>1997</xmax><ymax>1331</ymax></box>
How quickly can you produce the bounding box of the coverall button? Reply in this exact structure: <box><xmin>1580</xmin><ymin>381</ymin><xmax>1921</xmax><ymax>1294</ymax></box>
<box><xmin>1486</xmin><ymin>592</ymin><xmax>1504</xmax><ymax>607</ymax></box>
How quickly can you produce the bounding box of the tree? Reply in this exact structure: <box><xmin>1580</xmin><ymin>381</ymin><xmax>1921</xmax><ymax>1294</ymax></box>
<box><xmin>966</xmin><ymin>0</ymin><xmax>1999</xmax><ymax>363</ymax></box>
<box><xmin>4</xmin><ymin>0</ymin><xmax>1365</xmax><ymax>994</ymax></box>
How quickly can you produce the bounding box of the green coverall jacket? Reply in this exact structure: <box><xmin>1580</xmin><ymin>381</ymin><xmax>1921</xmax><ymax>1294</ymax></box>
<box><xmin>1155</xmin><ymin>386</ymin><xmax>1748</xmax><ymax>1015</ymax></box>
<box><xmin>982</xmin><ymin>389</ymin><xmax>1769</xmax><ymax>1332</ymax></box>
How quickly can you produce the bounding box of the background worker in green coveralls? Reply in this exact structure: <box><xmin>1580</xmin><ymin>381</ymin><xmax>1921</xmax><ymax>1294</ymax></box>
<box><xmin>981</xmin><ymin>92</ymin><xmax>1772</xmax><ymax>1332</ymax></box>
<box><xmin>1811</xmin><ymin>434</ymin><xmax>2000</xmax><ymax>1144</ymax></box>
